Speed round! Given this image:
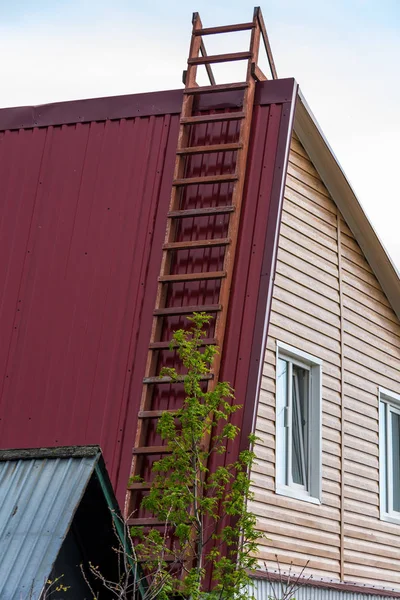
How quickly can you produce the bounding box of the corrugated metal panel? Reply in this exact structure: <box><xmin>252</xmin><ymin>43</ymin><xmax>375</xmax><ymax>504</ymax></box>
<box><xmin>251</xmin><ymin>578</ymin><xmax>400</xmax><ymax>600</ymax></box>
<box><xmin>0</xmin><ymin>454</ymin><xmax>96</xmax><ymax>599</ymax></box>
<box><xmin>0</xmin><ymin>112</ymin><xmax>179</xmax><ymax>505</ymax></box>
<box><xmin>0</xmin><ymin>80</ymin><xmax>296</xmax><ymax>508</ymax></box>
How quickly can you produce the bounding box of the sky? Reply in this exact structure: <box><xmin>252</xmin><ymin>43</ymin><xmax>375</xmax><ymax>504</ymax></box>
<box><xmin>0</xmin><ymin>0</ymin><xmax>399</xmax><ymax>270</ymax></box>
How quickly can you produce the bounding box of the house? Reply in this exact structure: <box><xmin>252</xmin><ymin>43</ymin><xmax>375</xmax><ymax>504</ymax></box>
<box><xmin>0</xmin><ymin>6</ymin><xmax>399</xmax><ymax>599</ymax></box>
<box><xmin>249</xmin><ymin>93</ymin><xmax>400</xmax><ymax>596</ymax></box>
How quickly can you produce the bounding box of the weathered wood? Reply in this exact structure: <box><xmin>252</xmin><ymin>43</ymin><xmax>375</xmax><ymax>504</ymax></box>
<box><xmin>132</xmin><ymin>446</ymin><xmax>170</xmax><ymax>455</ymax></box>
<box><xmin>180</xmin><ymin>112</ymin><xmax>245</xmax><ymax>125</ymax></box>
<box><xmin>159</xmin><ymin>271</ymin><xmax>226</xmax><ymax>283</ymax></box>
<box><xmin>184</xmin><ymin>83</ymin><xmax>248</xmax><ymax>95</ymax></box>
<box><xmin>173</xmin><ymin>174</ymin><xmax>237</xmax><ymax>186</ymax></box>
<box><xmin>163</xmin><ymin>238</ymin><xmax>230</xmax><ymax>250</ymax></box>
<box><xmin>168</xmin><ymin>206</ymin><xmax>235</xmax><ymax>218</ymax></box>
<box><xmin>143</xmin><ymin>374</ymin><xmax>213</xmax><ymax>384</ymax></box>
<box><xmin>149</xmin><ymin>337</ymin><xmax>217</xmax><ymax>349</ymax></box>
<box><xmin>187</xmin><ymin>51</ymin><xmax>252</xmax><ymax>65</ymax></box>
<box><xmin>127</xmin><ymin>517</ymin><xmax>168</xmax><ymax>526</ymax></box>
<box><xmin>176</xmin><ymin>143</ymin><xmax>242</xmax><ymax>155</ymax></box>
<box><xmin>154</xmin><ymin>304</ymin><xmax>221</xmax><ymax>316</ymax></box>
<box><xmin>194</xmin><ymin>22</ymin><xmax>255</xmax><ymax>35</ymax></box>
<box><xmin>251</xmin><ymin>64</ymin><xmax>267</xmax><ymax>82</ymax></box>
<box><xmin>127</xmin><ymin>482</ymin><xmax>151</xmax><ymax>490</ymax></box>
<box><xmin>199</xmin><ymin>39</ymin><xmax>216</xmax><ymax>86</ymax></box>
<box><xmin>256</xmin><ymin>7</ymin><xmax>278</xmax><ymax>79</ymax></box>
<box><xmin>138</xmin><ymin>409</ymin><xmax>178</xmax><ymax>419</ymax></box>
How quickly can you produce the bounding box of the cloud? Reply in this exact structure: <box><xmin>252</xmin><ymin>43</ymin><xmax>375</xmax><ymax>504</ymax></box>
<box><xmin>0</xmin><ymin>0</ymin><xmax>399</xmax><ymax>267</ymax></box>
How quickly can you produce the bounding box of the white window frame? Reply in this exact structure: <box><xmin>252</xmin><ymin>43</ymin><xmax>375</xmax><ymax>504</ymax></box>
<box><xmin>379</xmin><ymin>387</ymin><xmax>400</xmax><ymax>524</ymax></box>
<box><xmin>275</xmin><ymin>341</ymin><xmax>322</xmax><ymax>505</ymax></box>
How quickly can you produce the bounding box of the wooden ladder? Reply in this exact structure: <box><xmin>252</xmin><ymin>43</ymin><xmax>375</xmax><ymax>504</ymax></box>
<box><xmin>127</xmin><ymin>7</ymin><xmax>277</xmax><ymax>525</ymax></box>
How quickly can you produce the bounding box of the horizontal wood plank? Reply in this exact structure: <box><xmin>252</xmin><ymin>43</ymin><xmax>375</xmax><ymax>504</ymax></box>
<box><xmin>251</xmin><ymin>136</ymin><xmax>400</xmax><ymax>586</ymax></box>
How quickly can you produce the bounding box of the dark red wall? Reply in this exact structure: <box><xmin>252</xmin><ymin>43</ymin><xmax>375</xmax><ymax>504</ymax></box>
<box><xmin>0</xmin><ymin>79</ymin><xmax>296</xmax><ymax>505</ymax></box>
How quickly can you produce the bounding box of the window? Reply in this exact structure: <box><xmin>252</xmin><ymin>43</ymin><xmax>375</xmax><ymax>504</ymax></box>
<box><xmin>379</xmin><ymin>388</ymin><xmax>400</xmax><ymax>524</ymax></box>
<box><xmin>275</xmin><ymin>342</ymin><xmax>322</xmax><ymax>504</ymax></box>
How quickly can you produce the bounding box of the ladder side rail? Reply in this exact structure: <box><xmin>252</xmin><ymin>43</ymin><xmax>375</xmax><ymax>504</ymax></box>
<box><xmin>130</xmin><ymin>12</ymin><xmax>204</xmax><ymax>484</ymax></box>
<box><xmin>256</xmin><ymin>8</ymin><xmax>278</xmax><ymax>79</ymax></box>
<box><xmin>208</xmin><ymin>7</ymin><xmax>261</xmax><ymax>389</ymax></box>
<box><xmin>199</xmin><ymin>39</ymin><xmax>217</xmax><ymax>86</ymax></box>
<box><xmin>181</xmin><ymin>13</ymin><xmax>262</xmax><ymax>536</ymax></box>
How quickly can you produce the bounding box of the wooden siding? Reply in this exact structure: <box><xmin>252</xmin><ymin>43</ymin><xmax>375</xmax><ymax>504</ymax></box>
<box><xmin>250</xmin><ymin>133</ymin><xmax>400</xmax><ymax>587</ymax></box>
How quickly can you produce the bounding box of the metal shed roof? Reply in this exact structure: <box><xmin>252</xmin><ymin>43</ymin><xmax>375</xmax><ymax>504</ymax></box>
<box><xmin>0</xmin><ymin>446</ymin><xmax>102</xmax><ymax>599</ymax></box>
<box><xmin>251</xmin><ymin>576</ymin><xmax>400</xmax><ymax>600</ymax></box>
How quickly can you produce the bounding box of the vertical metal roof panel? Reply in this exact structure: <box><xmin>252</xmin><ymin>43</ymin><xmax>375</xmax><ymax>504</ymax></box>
<box><xmin>0</xmin><ymin>109</ymin><xmax>179</xmax><ymax>504</ymax></box>
<box><xmin>0</xmin><ymin>81</ymin><xmax>296</xmax><ymax>507</ymax></box>
<box><xmin>0</xmin><ymin>454</ymin><xmax>96</xmax><ymax>599</ymax></box>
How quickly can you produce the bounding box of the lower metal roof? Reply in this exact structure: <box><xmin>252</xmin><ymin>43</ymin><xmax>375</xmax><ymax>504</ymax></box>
<box><xmin>251</xmin><ymin>576</ymin><xmax>400</xmax><ymax>600</ymax></box>
<box><xmin>0</xmin><ymin>446</ymin><xmax>101</xmax><ymax>600</ymax></box>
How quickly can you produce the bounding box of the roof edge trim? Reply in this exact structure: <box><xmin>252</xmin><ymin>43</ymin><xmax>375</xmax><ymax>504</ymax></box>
<box><xmin>240</xmin><ymin>79</ymin><xmax>299</xmax><ymax>450</ymax></box>
<box><xmin>0</xmin><ymin>79</ymin><xmax>296</xmax><ymax>132</ymax></box>
<box><xmin>0</xmin><ymin>445</ymin><xmax>101</xmax><ymax>461</ymax></box>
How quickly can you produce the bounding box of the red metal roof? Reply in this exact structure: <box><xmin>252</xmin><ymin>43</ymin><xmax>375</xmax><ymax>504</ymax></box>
<box><xmin>0</xmin><ymin>79</ymin><xmax>297</xmax><ymax>505</ymax></box>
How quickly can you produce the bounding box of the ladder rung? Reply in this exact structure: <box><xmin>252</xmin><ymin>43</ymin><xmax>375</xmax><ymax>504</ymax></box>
<box><xmin>138</xmin><ymin>409</ymin><xmax>178</xmax><ymax>419</ymax></box>
<box><xmin>133</xmin><ymin>446</ymin><xmax>170</xmax><ymax>455</ymax></box>
<box><xmin>194</xmin><ymin>22</ymin><xmax>255</xmax><ymax>36</ymax></box>
<box><xmin>176</xmin><ymin>143</ymin><xmax>242</xmax><ymax>155</ymax></box>
<box><xmin>143</xmin><ymin>374</ymin><xmax>213</xmax><ymax>384</ymax></box>
<box><xmin>128</xmin><ymin>481</ymin><xmax>194</xmax><ymax>492</ymax></box>
<box><xmin>188</xmin><ymin>51</ymin><xmax>252</xmax><ymax>65</ymax></box>
<box><xmin>128</xmin><ymin>482</ymin><xmax>151</xmax><ymax>490</ymax></box>
<box><xmin>154</xmin><ymin>304</ymin><xmax>222</xmax><ymax>316</ymax></box>
<box><xmin>163</xmin><ymin>238</ymin><xmax>230</xmax><ymax>251</ymax></box>
<box><xmin>184</xmin><ymin>82</ymin><xmax>248</xmax><ymax>95</ymax></box>
<box><xmin>168</xmin><ymin>206</ymin><xmax>235</xmax><ymax>218</ymax></box>
<box><xmin>128</xmin><ymin>517</ymin><xmax>167</xmax><ymax>526</ymax></box>
<box><xmin>159</xmin><ymin>271</ymin><xmax>226</xmax><ymax>283</ymax></box>
<box><xmin>181</xmin><ymin>111</ymin><xmax>245</xmax><ymax>125</ymax></box>
<box><xmin>149</xmin><ymin>337</ymin><xmax>217</xmax><ymax>350</ymax></box>
<box><xmin>173</xmin><ymin>174</ymin><xmax>237</xmax><ymax>186</ymax></box>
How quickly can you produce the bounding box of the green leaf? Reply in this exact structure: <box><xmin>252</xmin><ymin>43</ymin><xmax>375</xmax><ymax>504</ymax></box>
<box><xmin>127</xmin><ymin>313</ymin><xmax>262</xmax><ymax>600</ymax></box>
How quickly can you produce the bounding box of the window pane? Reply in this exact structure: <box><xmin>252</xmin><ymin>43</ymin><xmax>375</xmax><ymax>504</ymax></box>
<box><xmin>277</xmin><ymin>359</ymin><xmax>288</xmax><ymax>486</ymax></box>
<box><xmin>292</xmin><ymin>365</ymin><xmax>308</xmax><ymax>488</ymax></box>
<box><xmin>391</xmin><ymin>411</ymin><xmax>400</xmax><ymax>512</ymax></box>
<box><xmin>277</xmin><ymin>359</ymin><xmax>288</xmax><ymax>400</ymax></box>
